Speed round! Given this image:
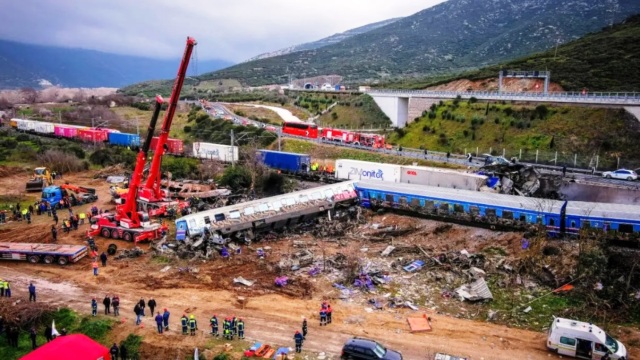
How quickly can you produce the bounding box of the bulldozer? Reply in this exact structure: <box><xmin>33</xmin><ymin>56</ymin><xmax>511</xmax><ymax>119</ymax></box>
<box><xmin>26</xmin><ymin>167</ymin><xmax>53</xmax><ymax>192</ymax></box>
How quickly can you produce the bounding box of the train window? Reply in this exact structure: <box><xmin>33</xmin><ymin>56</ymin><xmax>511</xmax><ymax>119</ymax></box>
<box><xmin>324</xmin><ymin>189</ymin><xmax>335</xmax><ymax>198</ymax></box>
<box><xmin>203</xmin><ymin>216</ymin><xmax>211</xmax><ymax>224</ymax></box>
<box><xmin>310</xmin><ymin>192</ymin><xmax>322</xmax><ymax>200</ymax></box>
<box><xmin>549</xmin><ymin>218</ymin><xmax>555</xmax><ymax>226</ymax></box>
<box><xmin>410</xmin><ymin>198</ymin><xmax>420</xmax><ymax>207</ymax></box>
<box><xmin>399</xmin><ymin>197</ymin><xmax>408</xmax><ymax>205</ymax></box>
<box><xmin>244</xmin><ymin>207</ymin><xmax>255</xmax><ymax>216</ymax></box>
<box><xmin>439</xmin><ymin>203</ymin><xmax>450</xmax><ymax>212</ymax></box>
<box><xmin>299</xmin><ymin>195</ymin><xmax>309</xmax><ymax>203</ymax></box>
<box><xmin>570</xmin><ymin>220</ymin><xmax>576</xmax><ymax>228</ymax></box>
<box><xmin>486</xmin><ymin>208</ymin><xmax>496</xmax><ymax>217</ymax></box>
<box><xmin>537</xmin><ymin>216</ymin><xmax>543</xmax><ymax>224</ymax></box>
<box><xmin>229</xmin><ymin>210</ymin><xmax>241</xmax><ymax>219</ymax></box>
<box><xmin>619</xmin><ymin>224</ymin><xmax>633</xmax><ymax>233</ymax></box>
<box><xmin>469</xmin><ymin>206</ymin><xmax>479</xmax><ymax>216</ymax></box>
<box><xmin>385</xmin><ymin>194</ymin><xmax>394</xmax><ymax>202</ymax></box>
<box><xmin>604</xmin><ymin>222</ymin><xmax>611</xmax><ymax>232</ymax></box>
<box><xmin>271</xmin><ymin>201</ymin><xmax>282</xmax><ymax>211</ymax></box>
<box><xmin>425</xmin><ymin>200</ymin><xmax>435</xmax><ymax>209</ymax></box>
<box><xmin>502</xmin><ymin>211</ymin><xmax>513</xmax><ymax>220</ymax></box>
<box><xmin>258</xmin><ymin>203</ymin><xmax>269</xmax><ymax>212</ymax></box>
<box><xmin>285</xmin><ymin>198</ymin><xmax>295</xmax><ymax>206</ymax></box>
<box><xmin>582</xmin><ymin>221</ymin><xmax>590</xmax><ymax>229</ymax></box>
<box><xmin>453</xmin><ymin>204</ymin><xmax>464</xmax><ymax>213</ymax></box>
<box><xmin>214</xmin><ymin>213</ymin><xmax>225</xmax><ymax>222</ymax></box>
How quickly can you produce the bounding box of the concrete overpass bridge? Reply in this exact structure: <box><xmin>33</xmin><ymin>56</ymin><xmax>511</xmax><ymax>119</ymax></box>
<box><xmin>366</xmin><ymin>89</ymin><xmax>640</xmax><ymax>128</ymax></box>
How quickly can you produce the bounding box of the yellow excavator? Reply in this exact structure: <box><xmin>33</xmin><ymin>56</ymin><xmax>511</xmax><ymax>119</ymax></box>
<box><xmin>26</xmin><ymin>167</ymin><xmax>53</xmax><ymax>192</ymax></box>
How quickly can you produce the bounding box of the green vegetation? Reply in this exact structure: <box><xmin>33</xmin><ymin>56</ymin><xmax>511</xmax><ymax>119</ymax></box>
<box><xmin>317</xmin><ymin>94</ymin><xmax>390</xmax><ymax>128</ymax></box>
<box><xmin>382</xmin><ymin>14</ymin><xmax>640</xmax><ymax>92</ymax></box>
<box><xmin>187</xmin><ymin>107</ymin><xmax>277</xmax><ymax>147</ymax></box>
<box><xmin>0</xmin><ymin>308</ymin><xmax>115</xmax><ymax>360</ymax></box>
<box><xmin>387</xmin><ymin>100</ymin><xmax>640</xmax><ymax>169</ymax></box>
<box><xmin>120</xmin><ymin>334</ymin><xmax>142</xmax><ymax>359</ymax></box>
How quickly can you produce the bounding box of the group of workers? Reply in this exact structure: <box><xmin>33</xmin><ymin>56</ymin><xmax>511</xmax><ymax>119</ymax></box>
<box><xmin>293</xmin><ymin>300</ymin><xmax>332</xmax><ymax>353</ymax></box>
<box><xmin>309</xmin><ymin>162</ymin><xmax>334</xmax><ymax>173</ymax></box>
<box><xmin>0</xmin><ymin>279</ymin><xmax>11</xmax><ymax>297</ymax></box>
<box><xmin>205</xmin><ymin>315</ymin><xmax>245</xmax><ymax>340</ymax></box>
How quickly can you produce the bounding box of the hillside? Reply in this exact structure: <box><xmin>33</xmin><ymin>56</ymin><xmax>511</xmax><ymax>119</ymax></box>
<box><xmin>387</xmin><ymin>100</ymin><xmax>640</xmax><ymax>170</ymax></box>
<box><xmin>246</xmin><ymin>18</ymin><xmax>401</xmax><ymax>62</ymax></box>
<box><xmin>384</xmin><ymin>14</ymin><xmax>640</xmax><ymax>92</ymax></box>
<box><xmin>0</xmin><ymin>39</ymin><xmax>232</xmax><ymax>89</ymax></box>
<box><xmin>193</xmin><ymin>0</ymin><xmax>640</xmax><ymax>86</ymax></box>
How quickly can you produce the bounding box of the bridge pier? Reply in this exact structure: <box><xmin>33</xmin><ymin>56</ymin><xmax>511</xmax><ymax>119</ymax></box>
<box><xmin>371</xmin><ymin>95</ymin><xmax>409</xmax><ymax>128</ymax></box>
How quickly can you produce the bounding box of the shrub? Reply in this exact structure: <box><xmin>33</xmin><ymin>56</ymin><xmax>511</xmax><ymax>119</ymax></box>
<box><xmin>469</xmin><ymin>97</ymin><xmax>478</xmax><ymax>103</ymax></box>
<box><xmin>463</xmin><ymin>129</ymin><xmax>469</xmax><ymax>137</ymax></box>
<box><xmin>120</xmin><ymin>334</ymin><xmax>142</xmax><ymax>360</ymax></box>
<box><xmin>494</xmin><ymin>118</ymin><xmax>500</xmax><ymax>124</ymax></box>
<box><xmin>184</xmin><ymin>125</ymin><xmax>192</xmax><ymax>133</ymax></box>
<box><xmin>422</xmin><ymin>125</ymin><xmax>430</xmax><ymax>132</ymax></box>
<box><xmin>163</xmin><ymin>157</ymin><xmax>199</xmax><ymax>178</ymax></box>
<box><xmin>394</xmin><ymin>128</ymin><xmax>406</xmax><ymax>137</ymax></box>
<box><xmin>428</xmin><ymin>112</ymin><xmax>437</xmax><ymax>119</ymax></box>
<box><xmin>219</xmin><ymin>166</ymin><xmax>252</xmax><ymax>192</ymax></box>
<box><xmin>38</xmin><ymin>149</ymin><xmax>87</xmax><ymax>173</ymax></box>
<box><xmin>16</xmin><ymin>134</ymin><xmax>30</xmax><ymax>142</ymax></box>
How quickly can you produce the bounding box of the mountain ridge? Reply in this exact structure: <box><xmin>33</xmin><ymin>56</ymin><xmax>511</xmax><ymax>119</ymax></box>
<box><xmin>0</xmin><ymin>39</ymin><xmax>233</xmax><ymax>89</ymax></box>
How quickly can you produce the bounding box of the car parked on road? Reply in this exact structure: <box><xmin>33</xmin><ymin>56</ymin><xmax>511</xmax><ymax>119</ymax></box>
<box><xmin>602</xmin><ymin>169</ymin><xmax>638</xmax><ymax>181</ymax></box>
<box><xmin>341</xmin><ymin>337</ymin><xmax>402</xmax><ymax>360</ymax></box>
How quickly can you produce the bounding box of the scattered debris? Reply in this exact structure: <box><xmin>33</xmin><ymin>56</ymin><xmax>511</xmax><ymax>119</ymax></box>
<box><xmin>115</xmin><ymin>247</ymin><xmax>144</xmax><ymax>260</ymax></box>
<box><xmin>407</xmin><ymin>314</ymin><xmax>432</xmax><ymax>333</ymax></box>
<box><xmin>455</xmin><ymin>278</ymin><xmax>493</xmax><ymax>301</ymax></box>
<box><xmin>275</xmin><ymin>276</ymin><xmax>288</xmax><ymax>287</ymax></box>
<box><xmin>487</xmin><ymin>310</ymin><xmax>498</xmax><ymax>321</ymax></box>
<box><xmin>233</xmin><ymin>277</ymin><xmax>255</xmax><ymax>287</ymax></box>
<box><xmin>522</xmin><ymin>306</ymin><xmax>532</xmax><ymax>313</ymax></box>
<box><xmin>403</xmin><ymin>260</ymin><xmax>425</xmax><ymax>272</ymax></box>
<box><xmin>160</xmin><ymin>265</ymin><xmax>172</xmax><ymax>273</ymax></box>
<box><xmin>381</xmin><ymin>245</ymin><xmax>396</xmax><ymax>256</ymax></box>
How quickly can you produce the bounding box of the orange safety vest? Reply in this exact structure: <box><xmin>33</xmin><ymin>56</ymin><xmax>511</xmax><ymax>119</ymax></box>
<box><xmin>92</xmin><ymin>261</ymin><xmax>98</xmax><ymax>269</ymax></box>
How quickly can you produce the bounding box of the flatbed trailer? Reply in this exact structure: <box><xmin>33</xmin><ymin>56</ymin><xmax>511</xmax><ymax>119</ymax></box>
<box><xmin>0</xmin><ymin>242</ymin><xmax>88</xmax><ymax>265</ymax></box>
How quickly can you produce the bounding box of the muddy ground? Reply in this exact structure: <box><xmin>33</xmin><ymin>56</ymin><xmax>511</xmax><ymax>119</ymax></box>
<box><xmin>0</xmin><ymin>166</ymin><xmax>639</xmax><ymax>360</ymax></box>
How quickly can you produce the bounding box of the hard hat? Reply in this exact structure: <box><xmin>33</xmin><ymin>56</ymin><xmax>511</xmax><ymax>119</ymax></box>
<box><xmin>190</xmin><ymin>314</ymin><xmax>195</xmax><ymax>319</ymax></box>
<box><xmin>164</xmin><ymin>308</ymin><xmax>167</xmax><ymax>312</ymax></box>
<box><xmin>239</xmin><ymin>317</ymin><xmax>243</xmax><ymax>321</ymax></box>
<box><xmin>183</xmin><ymin>314</ymin><xmax>186</xmax><ymax>317</ymax></box>
<box><xmin>213</xmin><ymin>314</ymin><xmax>217</xmax><ymax>317</ymax></box>
<box><xmin>295</xmin><ymin>330</ymin><xmax>300</xmax><ymax>334</ymax></box>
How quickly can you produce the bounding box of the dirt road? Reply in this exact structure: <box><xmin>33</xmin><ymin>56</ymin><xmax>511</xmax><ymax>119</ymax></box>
<box><xmin>1</xmin><ymin>263</ymin><xmax>554</xmax><ymax>360</ymax></box>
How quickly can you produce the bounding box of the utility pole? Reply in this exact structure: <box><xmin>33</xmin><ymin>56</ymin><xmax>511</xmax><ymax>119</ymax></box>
<box><xmin>278</xmin><ymin>130</ymin><xmax>281</xmax><ymax>151</ymax></box>
<box><xmin>230</xmin><ymin>129</ymin><xmax>235</xmax><ymax>167</ymax></box>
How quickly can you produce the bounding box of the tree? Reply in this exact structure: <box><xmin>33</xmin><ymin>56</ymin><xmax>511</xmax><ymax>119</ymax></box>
<box><xmin>20</xmin><ymin>87</ymin><xmax>37</xmax><ymax>104</ymax></box>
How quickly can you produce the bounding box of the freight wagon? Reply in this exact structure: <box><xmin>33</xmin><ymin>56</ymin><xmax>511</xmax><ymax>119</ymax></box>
<box><xmin>192</xmin><ymin>142</ymin><xmax>238</xmax><ymax>162</ymax></box>
<box><xmin>0</xmin><ymin>242</ymin><xmax>88</xmax><ymax>265</ymax></box>
<box><xmin>399</xmin><ymin>165</ymin><xmax>488</xmax><ymax>191</ymax></box>
<box><xmin>13</xmin><ymin>118</ymin><xmax>36</xmax><ymax>132</ymax></box>
<box><xmin>33</xmin><ymin>121</ymin><xmax>55</xmax><ymax>135</ymax></box>
<box><xmin>108</xmin><ymin>132</ymin><xmax>141</xmax><ymax>147</ymax></box>
<box><xmin>149</xmin><ymin>137</ymin><xmax>184</xmax><ymax>155</ymax></box>
<box><xmin>78</xmin><ymin>128</ymin><xmax>109</xmax><ymax>143</ymax></box>
<box><xmin>335</xmin><ymin>159</ymin><xmax>402</xmax><ymax>182</ymax></box>
<box><xmin>258</xmin><ymin>150</ymin><xmax>311</xmax><ymax>173</ymax></box>
<box><xmin>54</xmin><ymin>125</ymin><xmax>85</xmax><ymax>139</ymax></box>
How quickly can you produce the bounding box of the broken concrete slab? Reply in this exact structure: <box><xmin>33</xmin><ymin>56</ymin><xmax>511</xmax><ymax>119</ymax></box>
<box><xmin>381</xmin><ymin>245</ymin><xmax>396</xmax><ymax>256</ymax></box>
<box><xmin>407</xmin><ymin>315</ymin><xmax>432</xmax><ymax>333</ymax></box>
<box><xmin>469</xmin><ymin>267</ymin><xmax>486</xmax><ymax>279</ymax></box>
<box><xmin>455</xmin><ymin>277</ymin><xmax>493</xmax><ymax>301</ymax></box>
<box><xmin>233</xmin><ymin>277</ymin><xmax>255</xmax><ymax>286</ymax></box>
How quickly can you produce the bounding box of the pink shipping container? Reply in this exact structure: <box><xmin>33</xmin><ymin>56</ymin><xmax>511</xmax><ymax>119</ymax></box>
<box><xmin>54</xmin><ymin>125</ymin><xmax>82</xmax><ymax>139</ymax></box>
<box><xmin>77</xmin><ymin>128</ymin><xmax>109</xmax><ymax>143</ymax></box>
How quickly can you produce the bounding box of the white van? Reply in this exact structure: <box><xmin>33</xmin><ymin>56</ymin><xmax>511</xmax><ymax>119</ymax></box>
<box><xmin>547</xmin><ymin>317</ymin><xmax>627</xmax><ymax>360</ymax></box>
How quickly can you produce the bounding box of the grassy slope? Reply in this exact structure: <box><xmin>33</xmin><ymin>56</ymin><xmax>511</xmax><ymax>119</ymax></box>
<box><xmin>388</xmin><ymin>100</ymin><xmax>640</xmax><ymax>169</ymax></box>
<box><xmin>317</xmin><ymin>94</ymin><xmax>390</xmax><ymax>129</ymax></box>
<box><xmin>381</xmin><ymin>14</ymin><xmax>640</xmax><ymax>92</ymax></box>
<box><xmin>226</xmin><ymin>104</ymin><xmax>284</xmax><ymax>125</ymax></box>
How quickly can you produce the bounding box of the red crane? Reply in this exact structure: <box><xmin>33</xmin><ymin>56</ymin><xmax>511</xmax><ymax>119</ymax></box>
<box><xmin>88</xmin><ymin>36</ymin><xmax>196</xmax><ymax>242</ymax></box>
<box><xmin>139</xmin><ymin>36</ymin><xmax>197</xmax><ymax>204</ymax></box>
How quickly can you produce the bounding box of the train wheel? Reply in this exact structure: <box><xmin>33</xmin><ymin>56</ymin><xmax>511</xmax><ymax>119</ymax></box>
<box><xmin>111</xmin><ymin>230</ymin><xmax>120</xmax><ymax>239</ymax></box>
<box><xmin>58</xmin><ymin>257</ymin><xmax>69</xmax><ymax>265</ymax></box>
<box><xmin>28</xmin><ymin>255</ymin><xmax>40</xmax><ymax>264</ymax></box>
<box><xmin>101</xmin><ymin>228</ymin><xmax>111</xmax><ymax>238</ymax></box>
<box><xmin>44</xmin><ymin>255</ymin><xmax>55</xmax><ymax>264</ymax></box>
<box><xmin>123</xmin><ymin>232</ymin><xmax>133</xmax><ymax>242</ymax></box>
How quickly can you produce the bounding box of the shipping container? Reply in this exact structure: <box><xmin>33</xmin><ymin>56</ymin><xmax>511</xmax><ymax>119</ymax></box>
<box><xmin>54</xmin><ymin>125</ymin><xmax>82</xmax><ymax>139</ymax></box>
<box><xmin>192</xmin><ymin>142</ymin><xmax>238</xmax><ymax>162</ymax></box>
<box><xmin>258</xmin><ymin>150</ymin><xmax>311</xmax><ymax>173</ymax></box>
<box><xmin>33</xmin><ymin>121</ymin><xmax>55</xmax><ymax>135</ymax></box>
<box><xmin>15</xmin><ymin>119</ymin><xmax>36</xmax><ymax>132</ymax></box>
<box><xmin>149</xmin><ymin>137</ymin><xmax>184</xmax><ymax>155</ymax></box>
<box><xmin>335</xmin><ymin>159</ymin><xmax>401</xmax><ymax>182</ymax></box>
<box><xmin>77</xmin><ymin>128</ymin><xmax>109</xmax><ymax>143</ymax></box>
<box><xmin>108</xmin><ymin>132</ymin><xmax>141</xmax><ymax>147</ymax></box>
<box><xmin>400</xmin><ymin>165</ymin><xmax>488</xmax><ymax>191</ymax></box>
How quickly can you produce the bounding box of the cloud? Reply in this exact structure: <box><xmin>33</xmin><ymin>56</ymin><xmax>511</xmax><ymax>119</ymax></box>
<box><xmin>0</xmin><ymin>0</ymin><xmax>445</xmax><ymax>62</ymax></box>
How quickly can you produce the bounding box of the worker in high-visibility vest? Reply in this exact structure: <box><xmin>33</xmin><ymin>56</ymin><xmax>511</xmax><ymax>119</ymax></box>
<box><xmin>189</xmin><ymin>314</ymin><xmax>197</xmax><ymax>336</ymax></box>
<box><xmin>79</xmin><ymin>213</ymin><xmax>86</xmax><ymax>225</ymax></box>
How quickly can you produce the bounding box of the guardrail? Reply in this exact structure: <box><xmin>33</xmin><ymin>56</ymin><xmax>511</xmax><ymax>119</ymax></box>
<box><xmin>367</xmin><ymin>89</ymin><xmax>640</xmax><ymax>105</ymax></box>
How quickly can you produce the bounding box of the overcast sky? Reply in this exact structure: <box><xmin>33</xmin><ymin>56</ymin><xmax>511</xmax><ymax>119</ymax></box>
<box><xmin>0</xmin><ymin>0</ymin><xmax>446</xmax><ymax>63</ymax></box>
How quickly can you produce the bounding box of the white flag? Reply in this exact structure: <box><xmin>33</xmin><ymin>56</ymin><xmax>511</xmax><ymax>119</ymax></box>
<box><xmin>51</xmin><ymin>320</ymin><xmax>60</xmax><ymax>337</ymax></box>
<box><xmin>194</xmin><ymin>347</ymin><xmax>199</xmax><ymax>359</ymax></box>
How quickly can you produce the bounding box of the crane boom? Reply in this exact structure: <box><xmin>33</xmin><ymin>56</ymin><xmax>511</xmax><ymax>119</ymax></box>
<box><xmin>118</xmin><ymin>96</ymin><xmax>164</xmax><ymax>226</ymax></box>
<box><xmin>143</xmin><ymin>36</ymin><xmax>197</xmax><ymax>200</ymax></box>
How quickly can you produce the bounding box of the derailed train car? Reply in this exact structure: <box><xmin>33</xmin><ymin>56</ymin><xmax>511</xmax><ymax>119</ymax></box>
<box><xmin>175</xmin><ymin>181</ymin><xmax>358</xmax><ymax>241</ymax></box>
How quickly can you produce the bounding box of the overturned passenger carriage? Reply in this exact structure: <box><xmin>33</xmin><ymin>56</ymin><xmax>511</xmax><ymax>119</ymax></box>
<box><xmin>175</xmin><ymin>181</ymin><xmax>358</xmax><ymax>241</ymax></box>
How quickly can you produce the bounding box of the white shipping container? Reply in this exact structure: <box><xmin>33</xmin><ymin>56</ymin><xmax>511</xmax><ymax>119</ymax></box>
<box><xmin>16</xmin><ymin>119</ymin><xmax>36</xmax><ymax>131</ymax></box>
<box><xmin>33</xmin><ymin>121</ymin><xmax>55</xmax><ymax>135</ymax></box>
<box><xmin>335</xmin><ymin>159</ymin><xmax>401</xmax><ymax>182</ymax></box>
<box><xmin>400</xmin><ymin>165</ymin><xmax>487</xmax><ymax>191</ymax></box>
<box><xmin>192</xmin><ymin>142</ymin><xmax>239</xmax><ymax>163</ymax></box>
